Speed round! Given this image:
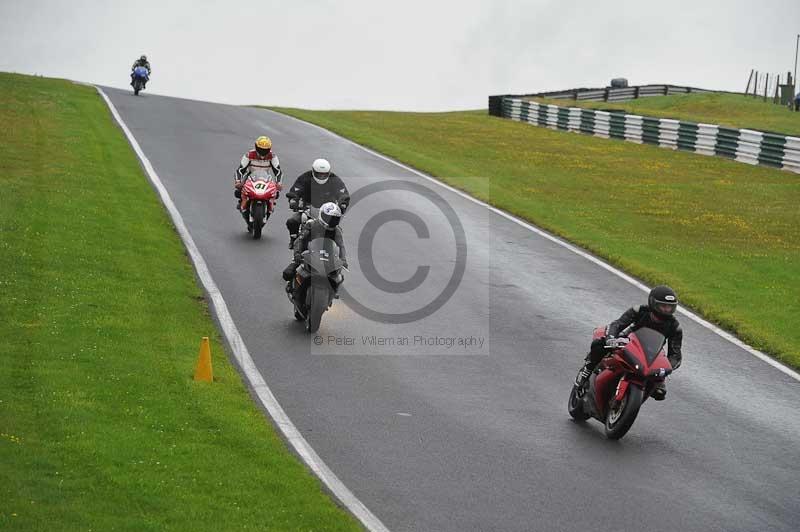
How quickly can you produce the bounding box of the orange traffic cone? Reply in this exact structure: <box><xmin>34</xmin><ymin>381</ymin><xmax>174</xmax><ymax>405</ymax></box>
<box><xmin>194</xmin><ymin>337</ymin><xmax>213</xmax><ymax>382</ymax></box>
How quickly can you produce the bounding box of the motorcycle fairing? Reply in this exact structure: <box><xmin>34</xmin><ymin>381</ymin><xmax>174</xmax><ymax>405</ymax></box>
<box><xmin>627</xmin><ymin>327</ymin><xmax>666</xmax><ymax>366</ymax></box>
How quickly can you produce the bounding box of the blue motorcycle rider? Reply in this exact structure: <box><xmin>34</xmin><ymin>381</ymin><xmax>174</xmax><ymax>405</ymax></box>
<box><xmin>131</xmin><ymin>55</ymin><xmax>151</xmax><ymax>88</ymax></box>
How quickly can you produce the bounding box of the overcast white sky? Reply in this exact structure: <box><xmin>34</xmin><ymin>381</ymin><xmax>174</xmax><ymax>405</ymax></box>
<box><xmin>1</xmin><ymin>0</ymin><xmax>798</xmax><ymax>110</ymax></box>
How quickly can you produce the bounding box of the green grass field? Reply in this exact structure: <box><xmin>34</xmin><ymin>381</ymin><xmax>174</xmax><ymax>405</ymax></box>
<box><xmin>0</xmin><ymin>73</ymin><xmax>361</xmax><ymax>531</ymax></box>
<box><xmin>271</xmin><ymin>107</ymin><xmax>800</xmax><ymax>370</ymax></box>
<box><xmin>530</xmin><ymin>92</ymin><xmax>800</xmax><ymax>136</ymax></box>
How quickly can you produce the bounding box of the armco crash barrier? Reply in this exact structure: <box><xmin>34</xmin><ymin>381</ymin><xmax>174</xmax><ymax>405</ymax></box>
<box><xmin>492</xmin><ymin>97</ymin><xmax>800</xmax><ymax>174</ymax></box>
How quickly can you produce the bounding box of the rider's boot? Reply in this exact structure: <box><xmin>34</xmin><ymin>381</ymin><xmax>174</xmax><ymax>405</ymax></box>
<box><xmin>651</xmin><ymin>381</ymin><xmax>667</xmax><ymax>401</ymax></box>
<box><xmin>574</xmin><ymin>356</ymin><xmax>595</xmax><ymax>388</ymax></box>
<box><xmin>239</xmin><ymin>203</ymin><xmax>251</xmax><ymax>231</ymax></box>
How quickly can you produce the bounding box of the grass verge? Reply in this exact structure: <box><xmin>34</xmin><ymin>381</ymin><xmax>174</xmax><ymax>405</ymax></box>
<box><xmin>530</xmin><ymin>92</ymin><xmax>800</xmax><ymax>136</ymax></box>
<box><xmin>0</xmin><ymin>72</ymin><xmax>361</xmax><ymax>531</ymax></box>
<box><xmin>270</xmin><ymin>106</ymin><xmax>800</xmax><ymax>369</ymax></box>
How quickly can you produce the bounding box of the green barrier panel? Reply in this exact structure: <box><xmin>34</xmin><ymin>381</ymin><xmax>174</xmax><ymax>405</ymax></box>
<box><xmin>556</xmin><ymin>107</ymin><xmax>570</xmax><ymax>130</ymax></box>
<box><xmin>537</xmin><ymin>105</ymin><xmax>549</xmax><ymax>126</ymax></box>
<box><xmin>579</xmin><ymin>109</ymin><xmax>596</xmax><ymax>134</ymax></box>
<box><xmin>715</xmin><ymin>127</ymin><xmax>740</xmax><ymax>158</ymax></box>
<box><xmin>499</xmin><ymin>98</ymin><xmax>798</xmax><ymax>173</ymax></box>
<box><xmin>759</xmin><ymin>133</ymin><xmax>787</xmax><ymax>166</ymax></box>
<box><xmin>642</xmin><ymin>117</ymin><xmax>661</xmax><ymax>144</ymax></box>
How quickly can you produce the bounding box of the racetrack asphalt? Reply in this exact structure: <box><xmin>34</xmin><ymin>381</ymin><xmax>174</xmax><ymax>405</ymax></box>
<box><xmin>102</xmin><ymin>86</ymin><xmax>800</xmax><ymax>532</ymax></box>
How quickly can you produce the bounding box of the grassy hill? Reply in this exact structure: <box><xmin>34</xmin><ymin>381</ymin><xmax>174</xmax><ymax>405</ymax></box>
<box><xmin>0</xmin><ymin>72</ymin><xmax>361</xmax><ymax>531</ymax></box>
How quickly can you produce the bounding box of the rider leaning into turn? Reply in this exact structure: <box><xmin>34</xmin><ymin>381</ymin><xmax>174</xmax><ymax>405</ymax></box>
<box><xmin>282</xmin><ymin>202</ymin><xmax>348</xmax><ymax>285</ymax></box>
<box><xmin>575</xmin><ymin>285</ymin><xmax>683</xmax><ymax>400</ymax></box>
<box><xmin>284</xmin><ymin>158</ymin><xmax>350</xmax><ymax>248</ymax></box>
<box><xmin>234</xmin><ymin>135</ymin><xmax>283</xmax><ymax>212</ymax></box>
<box><xmin>130</xmin><ymin>55</ymin><xmax>151</xmax><ymax>86</ymax></box>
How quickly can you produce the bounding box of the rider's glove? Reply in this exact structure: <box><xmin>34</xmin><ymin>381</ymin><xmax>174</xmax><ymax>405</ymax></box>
<box><xmin>605</xmin><ymin>336</ymin><xmax>629</xmax><ymax>348</ymax></box>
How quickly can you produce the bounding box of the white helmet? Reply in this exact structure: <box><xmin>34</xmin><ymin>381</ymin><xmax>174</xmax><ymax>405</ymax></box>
<box><xmin>311</xmin><ymin>158</ymin><xmax>331</xmax><ymax>184</ymax></box>
<box><xmin>318</xmin><ymin>202</ymin><xmax>342</xmax><ymax>229</ymax></box>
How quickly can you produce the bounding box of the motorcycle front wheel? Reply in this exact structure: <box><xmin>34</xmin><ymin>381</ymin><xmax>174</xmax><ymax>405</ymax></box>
<box><xmin>251</xmin><ymin>202</ymin><xmax>266</xmax><ymax>239</ymax></box>
<box><xmin>604</xmin><ymin>384</ymin><xmax>643</xmax><ymax>440</ymax></box>
<box><xmin>305</xmin><ymin>285</ymin><xmax>329</xmax><ymax>333</ymax></box>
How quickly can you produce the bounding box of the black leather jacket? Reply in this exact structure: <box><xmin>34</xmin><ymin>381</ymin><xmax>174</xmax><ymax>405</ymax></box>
<box><xmin>608</xmin><ymin>305</ymin><xmax>683</xmax><ymax>369</ymax></box>
<box><xmin>285</xmin><ymin>171</ymin><xmax>350</xmax><ymax>210</ymax></box>
<box><xmin>292</xmin><ymin>219</ymin><xmax>347</xmax><ymax>264</ymax></box>
<box><xmin>131</xmin><ymin>59</ymin><xmax>151</xmax><ymax>73</ymax></box>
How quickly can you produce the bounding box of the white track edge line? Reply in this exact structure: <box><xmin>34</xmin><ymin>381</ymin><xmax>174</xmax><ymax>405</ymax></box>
<box><xmin>271</xmin><ymin>109</ymin><xmax>800</xmax><ymax>383</ymax></box>
<box><xmin>95</xmin><ymin>87</ymin><xmax>390</xmax><ymax>532</ymax></box>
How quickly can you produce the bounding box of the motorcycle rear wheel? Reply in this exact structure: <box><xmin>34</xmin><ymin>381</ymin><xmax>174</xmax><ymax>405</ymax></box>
<box><xmin>604</xmin><ymin>385</ymin><xmax>643</xmax><ymax>440</ymax></box>
<box><xmin>568</xmin><ymin>385</ymin><xmax>590</xmax><ymax>420</ymax></box>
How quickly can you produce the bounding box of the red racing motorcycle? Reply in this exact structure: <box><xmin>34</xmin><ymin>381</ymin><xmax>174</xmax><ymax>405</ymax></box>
<box><xmin>238</xmin><ymin>176</ymin><xmax>280</xmax><ymax>239</ymax></box>
<box><xmin>568</xmin><ymin>326</ymin><xmax>673</xmax><ymax>439</ymax></box>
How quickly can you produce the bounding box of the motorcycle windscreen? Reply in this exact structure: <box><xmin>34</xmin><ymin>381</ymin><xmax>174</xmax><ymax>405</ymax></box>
<box><xmin>249</xmin><ymin>168</ymin><xmax>276</xmax><ymax>181</ymax></box>
<box><xmin>629</xmin><ymin>327</ymin><xmax>666</xmax><ymax>365</ymax></box>
<box><xmin>304</xmin><ymin>237</ymin><xmax>342</xmax><ymax>276</ymax></box>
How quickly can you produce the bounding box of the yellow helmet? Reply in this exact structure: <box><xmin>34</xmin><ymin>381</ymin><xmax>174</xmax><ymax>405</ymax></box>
<box><xmin>255</xmin><ymin>136</ymin><xmax>272</xmax><ymax>155</ymax></box>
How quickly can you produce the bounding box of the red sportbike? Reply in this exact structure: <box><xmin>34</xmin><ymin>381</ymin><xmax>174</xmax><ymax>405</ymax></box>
<box><xmin>568</xmin><ymin>326</ymin><xmax>672</xmax><ymax>439</ymax></box>
<box><xmin>239</xmin><ymin>176</ymin><xmax>280</xmax><ymax>239</ymax></box>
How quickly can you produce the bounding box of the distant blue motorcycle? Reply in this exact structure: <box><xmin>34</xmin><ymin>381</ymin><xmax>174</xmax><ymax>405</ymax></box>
<box><xmin>131</xmin><ymin>66</ymin><xmax>149</xmax><ymax>96</ymax></box>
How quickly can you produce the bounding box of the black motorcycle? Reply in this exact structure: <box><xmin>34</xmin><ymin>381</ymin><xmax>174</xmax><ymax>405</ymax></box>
<box><xmin>288</xmin><ymin>238</ymin><xmax>345</xmax><ymax>333</ymax></box>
